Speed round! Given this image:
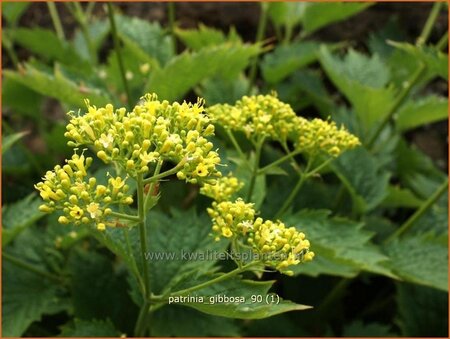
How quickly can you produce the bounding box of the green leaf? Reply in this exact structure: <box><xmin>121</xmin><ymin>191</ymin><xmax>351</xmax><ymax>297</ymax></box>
<box><xmin>2</xmin><ymin>131</ymin><xmax>27</xmax><ymax>155</ymax></box>
<box><xmin>6</xmin><ymin>28</ymin><xmax>91</xmax><ymax>71</ymax></box>
<box><xmin>332</xmin><ymin>147</ymin><xmax>390</xmax><ymax>213</ymax></box>
<box><xmin>343</xmin><ymin>320</ymin><xmax>397</xmax><ymax>337</ymax></box>
<box><xmin>146</xmin><ymin>43</ymin><xmax>261</xmax><ymax>101</ymax></box>
<box><xmin>153</xmin><ymin>305</ymin><xmax>240</xmax><ymax>336</ymax></box>
<box><xmin>2</xmin><ymin>194</ymin><xmax>45</xmax><ymax>246</ymax></box>
<box><xmin>383</xmin><ymin>233</ymin><xmax>448</xmax><ymax>291</ymax></box>
<box><xmin>396</xmin><ymin>283</ymin><xmax>448</xmax><ymax>336</ymax></box>
<box><xmin>266</xmin><ymin>2</ymin><xmax>306</xmax><ymax>28</ymax></box>
<box><xmin>381</xmin><ymin>185</ymin><xmax>424</xmax><ymax>209</ymax></box>
<box><xmin>262</xmin><ymin>42</ymin><xmax>340</xmax><ymax>84</ymax></box>
<box><xmin>2</xmin><ymin>77</ymin><xmax>43</xmax><ymax>118</ymax></box>
<box><xmin>388</xmin><ymin>41</ymin><xmax>448</xmax><ymax>80</ymax></box>
<box><xmin>395</xmin><ymin>96</ymin><xmax>448</xmax><ymax>131</ymax></box>
<box><xmin>302</xmin><ymin>3</ymin><xmax>372</xmax><ymax>34</ymax></box>
<box><xmin>285</xmin><ymin>210</ymin><xmax>394</xmax><ymax>278</ymax></box>
<box><xmin>198</xmin><ymin>74</ymin><xmax>249</xmax><ymax>105</ymax></box>
<box><xmin>59</xmin><ymin>319</ymin><xmax>121</xmax><ymax>337</ymax></box>
<box><xmin>115</xmin><ymin>14</ymin><xmax>173</xmax><ymax>66</ymax></box>
<box><xmin>147</xmin><ymin>209</ymin><xmax>229</xmax><ymax>294</ymax></box>
<box><xmin>319</xmin><ymin>46</ymin><xmax>397</xmax><ymax>132</ymax></box>
<box><xmin>176</xmin><ymin>24</ymin><xmax>241</xmax><ymax>51</ymax></box>
<box><xmin>4</xmin><ymin>64</ymin><xmax>112</xmax><ymax>108</ymax></box>
<box><xmin>2</xmin><ymin>2</ymin><xmax>30</xmax><ymax>26</ymax></box>
<box><xmin>2</xmin><ymin>260</ymin><xmax>62</xmax><ymax>337</ymax></box>
<box><xmin>178</xmin><ymin>277</ymin><xmax>311</xmax><ymax>319</ymax></box>
<box><xmin>73</xmin><ymin>19</ymin><xmax>110</xmax><ymax>61</ymax></box>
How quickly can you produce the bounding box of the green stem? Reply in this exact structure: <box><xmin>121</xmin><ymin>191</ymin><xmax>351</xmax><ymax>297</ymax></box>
<box><xmin>247</xmin><ymin>3</ymin><xmax>268</xmax><ymax>94</ymax></box>
<box><xmin>247</xmin><ymin>137</ymin><xmax>265</xmax><ymax>201</ymax></box>
<box><xmin>284</xmin><ymin>24</ymin><xmax>293</xmax><ymax>44</ymax></box>
<box><xmin>153</xmin><ymin>262</ymin><xmax>257</xmax><ymax>301</ymax></box>
<box><xmin>436</xmin><ymin>31</ymin><xmax>448</xmax><ymax>51</ymax></box>
<box><xmin>3</xmin><ymin>252</ymin><xmax>62</xmax><ymax>283</ymax></box>
<box><xmin>47</xmin><ymin>2</ymin><xmax>65</xmax><ymax>41</ymax></box>
<box><xmin>226</xmin><ymin>129</ymin><xmax>246</xmax><ymax>160</ymax></box>
<box><xmin>168</xmin><ymin>2</ymin><xmax>176</xmax><ymax>54</ymax></box>
<box><xmin>258</xmin><ymin>148</ymin><xmax>303</xmax><ymax>175</ymax></box>
<box><xmin>385</xmin><ymin>178</ymin><xmax>448</xmax><ymax>244</ymax></box>
<box><xmin>134</xmin><ymin>300</ymin><xmax>150</xmax><ymax>337</ymax></box>
<box><xmin>315</xmin><ymin>279</ymin><xmax>350</xmax><ymax>316</ymax></box>
<box><xmin>137</xmin><ymin>174</ymin><xmax>150</xmax><ymax>298</ymax></box>
<box><xmin>69</xmin><ymin>3</ymin><xmax>97</xmax><ymax>64</ymax></box>
<box><xmin>274</xmin><ymin>157</ymin><xmax>313</xmax><ymax>218</ymax></box>
<box><xmin>143</xmin><ymin>160</ymin><xmax>185</xmax><ymax>185</ymax></box>
<box><xmin>367</xmin><ymin>63</ymin><xmax>426</xmax><ymax>148</ymax></box>
<box><xmin>109</xmin><ymin>211</ymin><xmax>139</xmax><ymax>222</ymax></box>
<box><xmin>107</xmin><ymin>2</ymin><xmax>132</xmax><ymax>110</ymax></box>
<box><xmin>416</xmin><ymin>2</ymin><xmax>443</xmax><ymax>46</ymax></box>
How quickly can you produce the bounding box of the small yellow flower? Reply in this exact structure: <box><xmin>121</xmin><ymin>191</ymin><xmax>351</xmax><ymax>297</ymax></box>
<box><xmin>86</xmin><ymin>202</ymin><xmax>101</xmax><ymax>219</ymax></box>
<box><xmin>221</xmin><ymin>228</ymin><xmax>233</xmax><ymax>238</ymax></box>
<box><xmin>194</xmin><ymin>163</ymin><xmax>209</xmax><ymax>177</ymax></box>
<box><xmin>69</xmin><ymin>206</ymin><xmax>84</xmax><ymax>219</ymax></box>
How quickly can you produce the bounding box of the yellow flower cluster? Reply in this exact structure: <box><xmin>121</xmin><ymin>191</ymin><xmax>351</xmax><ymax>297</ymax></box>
<box><xmin>207</xmin><ymin>94</ymin><xmax>297</xmax><ymax>142</ymax></box>
<box><xmin>35</xmin><ymin>153</ymin><xmax>133</xmax><ymax>230</ymax></box>
<box><xmin>293</xmin><ymin>117</ymin><xmax>360</xmax><ymax>157</ymax></box>
<box><xmin>65</xmin><ymin>93</ymin><xmax>221</xmax><ymax>183</ymax></box>
<box><xmin>207</xmin><ymin>198</ymin><xmax>313</xmax><ymax>275</ymax></box>
<box><xmin>200</xmin><ymin>174</ymin><xmax>243</xmax><ymax>202</ymax></box>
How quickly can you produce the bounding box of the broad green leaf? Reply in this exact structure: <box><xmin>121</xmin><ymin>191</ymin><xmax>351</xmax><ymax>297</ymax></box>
<box><xmin>2</xmin><ymin>131</ymin><xmax>27</xmax><ymax>155</ymax></box>
<box><xmin>73</xmin><ymin>19</ymin><xmax>110</xmax><ymax>62</ymax></box>
<box><xmin>2</xmin><ymin>2</ymin><xmax>30</xmax><ymax>26</ymax></box>
<box><xmin>6</xmin><ymin>28</ymin><xmax>91</xmax><ymax>71</ymax></box>
<box><xmin>395</xmin><ymin>96</ymin><xmax>448</xmax><ymax>131</ymax></box>
<box><xmin>146</xmin><ymin>43</ymin><xmax>261</xmax><ymax>101</ymax></box>
<box><xmin>396</xmin><ymin>283</ymin><xmax>448</xmax><ymax>336</ymax></box>
<box><xmin>178</xmin><ymin>277</ymin><xmax>311</xmax><ymax>319</ymax></box>
<box><xmin>115</xmin><ymin>14</ymin><xmax>173</xmax><ymax>66</ymax></box>
<box><xmin>147</xmin><ymin>209</ymin><xmax>229</xmax><ymax>294</ymax></box>
<box><xmin>368</xmin><ymin>17</ymin><xmax>407</xmax><ymax>60</ymax></box>
<box><xmin>68</xmin><ymin>249</ymin><xmax>139</xmax><ymax>333</ymax></box>
<box><xmin>383</xmin><ymin>233</ymin><xmax>448</xmax><ymax>291</ymax></box>
<box><xmin>302</xmin><ymin>3</ymin><xmax>372</xmax><ymax>34</ymax></box>
<box><xmin>4</xmin><ymin>64</ymin><xmax>111</xmax><ymax>108</ymax></box>
<box><xmin>285</xmin><ymin>210</ymin><xmax>394</xmax><ymax>278</ymax></box>
<box><xmin>198</xmin><ymin>74</ymin><xmax>249</xmax><ymax>105</ymax></box>
<box><xmin>319</xmin><ymin>46</ymin><xmax>397</xmax><ymax>132</ymax></box>
<box><xmin>153</xmin><ymin>305</ymin><xmax>240</xmax><ymax>336</ymax></box>
<box><xmin>262</xmin><ymin>42</ymin><xmax>339</xmax><ymax>84</ymax></box>
<box><xmin>2</xmin><ymin>77</ymin><xmax>43</xmax><ymax>117</ymax></box>
<box><xmin>266</xmin><ymin>2</ymin><xmax>307</xmax><ymax>28</ymax></box>
<box><xmin>332</xmin><ymin>147</ymin><xmax>390</xmax><ymax>213</ymax></box>
<box><xmin>176</xmin><ymin>24</ymin><xmax>241</xmax><ymax>51</ymax></box>
<box><xmin>381</xmin><ymin>185</ymin><xmax>424</xmax><ymax>209</ymax></box>
<box><xmin>2</xmin><ymin>260</ymin><xmax>62</xmax><ymax>337</ymax></box>
<box><xmin>343</xmin><ymin>321</ymin><xmax>397</xmax><ymax>336</ymax></box>
<box><xmin>2</xmin><ymin>193</ymin><xmax>44</xmax><ymax>246</ymax></box>
<box><xmin>59</xmin><ymin>319</ymin><xmax>121</xmax><ymax>337</ymax></box>
<box><xmin>388</xmin><ymin>41</ymin><xmax>448</xmax><ymax>80</ymax></box>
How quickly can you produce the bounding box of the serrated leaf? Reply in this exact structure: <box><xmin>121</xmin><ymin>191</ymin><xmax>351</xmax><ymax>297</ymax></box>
<box><xmin>332</xmin><ymin>147</ymin><xmax>390</xmax><ymax>213</ymax></box>
<box><xmin>396</xmin><ymin>283</ymin><xmax>448</xmax><ymax>336</ymax></box>
<box><xmin>59</xmin><ymin>319</ymin><xmax>121</xmax><ymax>337</ymax></box>
<box><xmin>115</xmin><ymin>14</ymin><xmax>173</xmax><ymax>66</ymax></box>
<box><xmin>146</xmin><ymin>43</ymin><xmax>261</xmax><ymax>101</ymax></box>
<box><xmin>2</xmin><ymin>131</ymin><xmax>27</xmax><ymax>155</ymax></box>
<box><xmin>153</xmin><ymin>305</ymin><xmax>240</xmax><ymax>336</ymax></box>
<box><xmin>198</xmin><ymin>74</ymin><xmax>249</xmax><ymax>105</ymax></box>
<box><xmin>4</xmin><ymin>64</ymin><xmax>111</xmax><ymax>108</ymax></box>
<box><xmin>319</xmin><ymin>46</ymin><xmax>397</xmax><ymax>132</ymax></box>
<box><xmin>2</xmin><ymin>2</ymin><xmax>30</xmax><ymax>26</ymax></box>
<box><xmin>176</xmin><ymin>24</ymin><xmax>241</xmax><ymax>51</ymax></box>
<box><xmin>381</xmin><ymin>185</ymin><xmax>424</xmax><ymax>208</ymax></box>
<box><xmin>388</xmin><ymin>41</ymin><xmax>448</xmax><ymax>80</ymax></box>
<box><xmin>266</xmin><ymin>2</ymin><xmax>307</xmax><ymax>28</ymax></box>
<box><xmin>178</xmin><ymin>277</ymin><xmax>310</xmax><ymax>319</ymax></box>
<box><xmin>395</xmin><ymin>96</ymin><xmax>448</xmax><ymax>131</ymax></box>
<box><xmin>302</xmin><ymin>3</ymin><xmax>372</xmax><ymax>34</ymax></box>
<box><xmin>285</xmin><ymin>210</ymin><xmax>394</xmax><ymax>278</ymax></box>
<box><xmin>2</xmin><ymin>193</ymin><xmax>45</xmax><ymax>246</ymax></box>
<box><xmin>262</xmin><ymin>41</ymin><xmax>335</xmax><ymax>84</ymax></box>
<box><xmin>383</xmin><ymin>233</ymin><xmax>448</xmax><ymax>291</ymax></box>
<box><xmin>2</xmin><ymin>260</ymin><xmax>62</xmax><ymax>337</ymax></box>
<box><xmin>7</xmin><ymin>28</ymin><xmax>91</xmax><ymax>71</ymax></box>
